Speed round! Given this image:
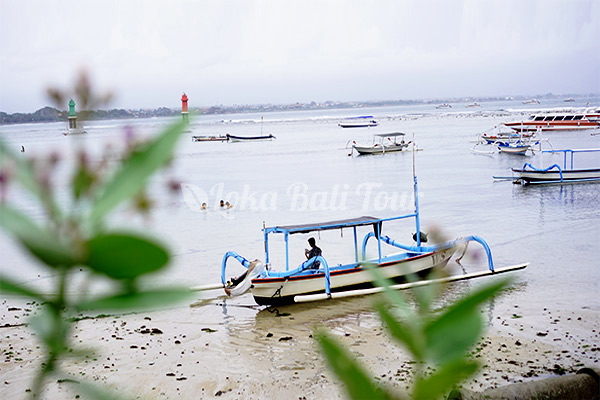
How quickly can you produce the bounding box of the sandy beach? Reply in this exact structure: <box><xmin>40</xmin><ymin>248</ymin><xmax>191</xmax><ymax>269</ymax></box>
<box><xmin>1</xmin><ymin>107</ymin><xmax>599</xmax><ymax>399</ymax></box>
<box><xmin>1</xmin><ymin>280</ymin><xmax>599</xmax><ymax>399</ymax></box>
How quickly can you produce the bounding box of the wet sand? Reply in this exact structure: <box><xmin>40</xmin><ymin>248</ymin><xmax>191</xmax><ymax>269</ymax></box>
<box><xmin>1</xmin><ymin>286</ymin><xmax>598</xmax><ymax>400</ymax></box>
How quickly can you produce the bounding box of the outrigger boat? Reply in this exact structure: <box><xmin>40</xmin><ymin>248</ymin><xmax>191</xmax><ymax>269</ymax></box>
<box><xmin>214</xmin><ymin>165</ymin><xmax>528</xmax><ymax>306</ymax></box>
<box><xmin>226</xmin><ymin>133</ymin><xmax>276</xmax><ymax>142</ymax></box>
<box><xmin>351</xmin><ymin>132</ymin><xmax>413</xmax><ymax>155</ymax></box>
<box><xmin>509</xmin><ymin>148</ymin><xmax>600</xmax><ymax>185</ymax></box>
<box><xmin>338</xmin><ymin>116</ymin><xmax>378</xmax><ymax>128</ymax></box>
<box><xmin>472</xmin><ymin>130</ymin><xmax>549</xmax><ymax>156</ymax></box>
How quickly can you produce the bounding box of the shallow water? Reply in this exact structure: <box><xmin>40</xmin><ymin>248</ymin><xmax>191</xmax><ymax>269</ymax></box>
<box><xmin>1</xmin><ymin>98</ymin><xmax>599</xmax><ymax>338</ymax></box>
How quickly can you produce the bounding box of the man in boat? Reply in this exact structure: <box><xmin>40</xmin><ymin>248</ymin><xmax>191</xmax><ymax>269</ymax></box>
<box><xmin>304</xmin><ymin>237</ymin><xmax>322</xmax><ymax>269</ymax></box>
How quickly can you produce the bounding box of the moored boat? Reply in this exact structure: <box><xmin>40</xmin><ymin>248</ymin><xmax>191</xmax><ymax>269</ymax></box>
<box><xmin>338</xmin><ymin>116</ymin><xmax>378</xmax><ymax>128</ymax></box>
<box><xmin>436</xmin><ymin>103</ymin><xmax>452</xmax><ymax>109</ymax></box>
<box><xmin>351</xmin><ymin>132</ymin><xmax>412</xmax><ymax>155</ymax></box>
<box><xmin>63</xmin><ymin>127</ymin><xmax>87</xmax><ymax>136</ymax></box>
<box><xmin>192</xmin><ymin>135</ymin><xmax>227</xmax><ymax>142</ymax></box>
<box><xmin>218</xmin><ymin>171</ymin><xmax>527</xmax><ymax>306</ymax></box>
<box><xmin>504</xmin><ymin>108</ymin><xmax>600</xmax><ymax>132</ymax></box>
<box><xmin>510</xmin><ymin>148</ymin><xmax>600</xmax><ymax>185</ymax></box>
<box><xmin>226</xmin><ymin>134</ymin><xmax>276</xmax><ymax>142</ymax></box>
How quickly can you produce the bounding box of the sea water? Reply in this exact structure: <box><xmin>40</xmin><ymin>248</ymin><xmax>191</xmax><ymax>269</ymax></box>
<box><xmin>1</xmin><ymin>98</ymin><xmax>599</xmax><ymax>328</ymax></box>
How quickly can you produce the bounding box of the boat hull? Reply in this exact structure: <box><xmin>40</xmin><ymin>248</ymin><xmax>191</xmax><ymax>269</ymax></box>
<box><xmin>504</xmin><ymin>122</ymin><xmax>600</xmax><ymax>132</ymax></box>
<box><xmin>511</xmin><ymin>168</ymin><xmax>600</xmax><ymax>184</ymax></box>
<box><xmin>498</xmin><ymin>145</ymin><xmax>530</xmax><ymax>155</ymax></box>
<box><xmin>353</xmin><ymin>144</ymin><xmax>408</xmax><ymax>155</ymax></box>
<box><xmin>226</xmin><ymin>134</ymin><xmax>275</xmax><ymax>142</ymax></box>
<box><xmin>251</xmin><ymin>247</ymin><xmax>456</xmax><ymax>305</ymax></box>
<box><xmin>192</xmin><ymin>135</ymin><xmax>227</xmax><ymax>142</ymax></box>
<box><xmin>339</xmin><ymin>123</ymin><xmax>378</xmax><ymax>128</ymax></box>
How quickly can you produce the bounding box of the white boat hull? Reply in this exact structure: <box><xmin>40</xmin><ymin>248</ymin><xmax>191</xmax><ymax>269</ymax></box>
<box><xmin>63</xmin><ymin>128</ymin><xmax>87</xmax><ymax>135</ymax></box>
<box><xmin>512</xmin><ymin>168</ymin><xmax>600</xmax><ymax>184</ymax></box>
<box><xmin>250</xmin><ymin>247</ymin><xmax>456</xmax><ymax>305</ymax></box>
<box><xmin>353</xmin><ymin>144</ymin><xmax>408</xmax><ymax>155</ymax></box>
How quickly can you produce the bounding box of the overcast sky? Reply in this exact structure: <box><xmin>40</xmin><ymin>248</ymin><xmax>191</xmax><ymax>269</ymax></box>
<box><xmin>1</xmin><ymin>0</ymin><xmax>598</xmax><ymax>113</ymax></box>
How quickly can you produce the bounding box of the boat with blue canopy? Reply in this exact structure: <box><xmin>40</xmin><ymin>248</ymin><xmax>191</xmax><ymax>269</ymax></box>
<box><xmin>338</xmin><ymin>116</ymin><xmax>378</xmax><ymax>128</ymax></box>
<box><xmin>218</xmin><ymin>170</ymin><xmax>528</xmax><ymax>305</ymax></box>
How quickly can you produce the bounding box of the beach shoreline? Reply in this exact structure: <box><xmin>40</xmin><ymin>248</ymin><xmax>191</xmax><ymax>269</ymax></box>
<box><xmin>1</xmin><ymin>292</ymin><xmax>598</xmax><ymax>400</ymax></box>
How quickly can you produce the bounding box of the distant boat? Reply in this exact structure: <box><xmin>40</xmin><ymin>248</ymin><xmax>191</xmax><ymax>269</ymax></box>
<box><xmin>564</xmin><ymin>97</ymin><xmax>575</xmax><ymax>102</ymax></box>
<box><xmin>436</xmin><ymin>103</ymin><xmax>452</xmax><ymax>109</ymax></box>
<box><xmin>504</xmin><ymin>108</ymin><xmax>600</xmax><ymax>132</ymax></box>
<box><xmin>351</xmin><ymin>132</ymin><xmax>413</xmax><ymax>155</ymax></box>
<box><xmin>63</xmin><ymin>127</ymin><xmax>86</xmax><ymax>136</ymax></box>
<box><xmin>522</xmin><ymin>99</ymin><xmax>540</xmax><ymax>104</ymax></box>
<box><xmin>466</xmin><ymin>102</ymin><xmax>480</xmax><ymax>108</ymax></box>
<box><xmin>226</xmin><ymin>134</ymin><xmax>276</xmax><ymax>142</ymax></box>
<box><xmin>338</xmin><ymin>116</ymin><xmax>378</xmax><ymax>128</ymax></box>
<box><xmin>192</xmin><ymin>135</ymin><xmax>228</xmax><ymax>142</ymax></box>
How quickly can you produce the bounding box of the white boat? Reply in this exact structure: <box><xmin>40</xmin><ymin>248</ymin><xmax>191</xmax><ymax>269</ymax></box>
<box><xmin>63</xmin><ymin>128</ymin><xmax>87</xmax><ymax>136</ymax></box>
<box><xmin>564</xmin><ymin>98</ymin><xmax>575</xmax><ymax>102</ymax></box>
<box><xmin>226</xmin><ymin>134</ymin><xmax>276</xmax><ymax>142</ymax></box>
<box><xmin>192</xmin><ymin>135</ymin><xmax>227</xmax><ymax>142</ymax></box>
<box><xmin>219</xmin><ymin>173</ymin><xmax>527</xmax><ymax>305</ymax></box>
<box><xmin>351</xmin><ymin>133</ymin><xmax>412</xmax><ymax>155</ymax></box>
<box><xmin>436</xmin><ymin>103</ymin><xmax>452</xmax><ymax>109</ymax></box>
<box><xmin>338</xmin><ymin>116</ymin><xmax>378</xmax><ymax>128</ymax></box>
<box><xmin>504</xmin><ymin>108</ymin><xmax>600</xmax><ymax>132</ymax></box>
<box><xmin>510</xmin><ymin>149</ymin><xmax>600</xmax><ymax>185</ymax></box>
<box><xmin>522</xmin><ymin>99</ymin><xmax>540</xmax><ymax>104</ymax></box>
<box><xmin>497</xmin><ymin>140</ymin><xmax>539</xmax><ymax>155</ymax></box>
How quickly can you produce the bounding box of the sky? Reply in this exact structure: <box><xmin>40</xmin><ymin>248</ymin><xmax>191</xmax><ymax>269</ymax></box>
<box><xmin>1</xmin><ymin>0</ymin><xmax>599</xmax><ymax>113</ymax></box>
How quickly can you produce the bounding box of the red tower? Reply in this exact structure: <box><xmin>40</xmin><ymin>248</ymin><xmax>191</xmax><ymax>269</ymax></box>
<box><xmin>181</xmin><ymin>93</ymin><xmax>189</xmax><ymax>122</ymax></box>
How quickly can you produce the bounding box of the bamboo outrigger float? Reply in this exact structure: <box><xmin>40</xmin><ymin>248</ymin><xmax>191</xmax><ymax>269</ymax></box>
<box><xmin>213</xmin><ymin>151</ymin><xmax>528</xmax><ymax>305</ymax></box>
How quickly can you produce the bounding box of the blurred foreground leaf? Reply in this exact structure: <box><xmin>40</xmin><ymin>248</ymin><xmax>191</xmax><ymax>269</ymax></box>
<box><xmin>0</xmin><ymin>276</ymin><xmax>46</xmax><ymax>302</ymax></box>
<box><xmin>77</xmin><ymin>288</ymin><xmax>192</xmax><ymax>312</ymax></box>
<box><xmin>316</xmin><ymin>330</ymin><xmax>393</xmax><ymax>400</ymax></box>
<box><xmin>0</xmin><ymin>204</ymin><xmax>78</xmax><ymax>267</ymax></box>
<box><xmin>0</xmin><ymin>141</ymin><xmax>60</xmax><ymax>217</ymax></box>
<box><xmin>375</xmin><ymin>301</ymin><xmax>424</xmax><ymax>361</ymax></box>
<box><xmin>89</xmin><ymin>120</ymin><xmax>186</xmax><ymax>226</ymax></box>
<box><xmin>62</xmin><ymin>375</ymin><xmax>129</xmax><ymax>400</ymax></box>
<box><xmin>86</xmin><ymin>232</ymin><xmax>169</xmax><ymax>279</ymax></box>
<box><xmin>424</xmin><ymin>279</ymin><xmax>509</xmax><ymax>365</ymax></box>
<box><xmin>30</xmin><ymin>307</ymin><xmax>70</xmax><ymax>356</ymax></box>
<box><xmin>413</xmin><ymin>359</ymin><xmax>479</xmax><ymax>400</ymax></box>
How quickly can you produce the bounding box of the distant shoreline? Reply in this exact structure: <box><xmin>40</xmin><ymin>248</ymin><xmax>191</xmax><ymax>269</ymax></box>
<box><xmin>1</xmin><ymin>93</ymin><xmax>597</xmax><ymax>125</ymax></box>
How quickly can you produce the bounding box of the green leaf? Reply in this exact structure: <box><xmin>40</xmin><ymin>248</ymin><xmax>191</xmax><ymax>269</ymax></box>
<box><xmin>89</xmin><ymin>120</ymin><xmax>186</xmax><ymax>225</ymax></box>
<box><xmin>0</xmin><ymin>141</ymin><xmax>61</xmax><ymax>217</ymax></box>
<box><xmin>29</xmin><ymin>306</ymin><xmax>70</xmax><ymax>356</ymax></box>
<box><xmin>375</xmin><ymin>302</ymin><xmax>424</xmax><ymax>361</ymax></box>
<box><xmin>413</xmin><ymin>359</ymin><xmax>479</xmax><ymax>400</ymax></box>
<box><xmin>424</xmin><ymin>279</ymin><xmax>509</xmax><ymax>364</ymax></box>
<box><xmin>0</xmin><ymin>204</ymin><xmax>77</xmax><ymax>267</ymax></box>
<box><xmin>316</xmin><ymin>330</ymin><xmax>393</xmax><ymax>400</ymax></box>
<box><xmin>0</xmin><ymin>276</ymin><xmax>46</xmax><ymax>302</ymax></box>
<box><xmin>59</xmin><ymin>374</ymin><xmax>129</xmax><ymax>400</ymax></box>
<box><xmin>77</xmin><ymin>288</ymin><xmax>192</xmax><ymax>312</ymax></box>
<box><xmin>86</xmin><ymin>232</ymin><xmax>169</xmax><ymax>279</ymax></box>
<box><xmin>72</xmin><ymin>164</ymin><xmax>94</xmax><ymax>200</ymax></box>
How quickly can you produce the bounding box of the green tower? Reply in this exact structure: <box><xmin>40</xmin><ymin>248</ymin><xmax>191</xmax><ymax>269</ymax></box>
<box><xmin>68</xmin><ymin>99</ymin><xmax>77</xmax><ymax>129</ymax></box>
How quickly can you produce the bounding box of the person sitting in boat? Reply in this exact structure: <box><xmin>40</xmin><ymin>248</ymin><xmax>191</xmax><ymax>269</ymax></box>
<box><xmin>225</xmin><ymin>201</ymin><xmax>233</xmax><ymax>208</ymax></box>
<box><xmin>220</xmin><ymin>200</ymin><xmax>225</xmax><ymax>207</ymax></box>
<box><xmin>200</xmin><ymin>202</ymin><xmax>207</xmax><ymax>210</ymax></box>
<box><xmin>304</xmin><ymin>237</ymin><xmax>322</xmax><ymax>269</ymax></box>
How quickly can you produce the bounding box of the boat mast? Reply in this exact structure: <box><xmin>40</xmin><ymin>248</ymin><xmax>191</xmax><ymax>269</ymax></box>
<box><xmin>412</xmin><ymin>137</ymin><xmax>422</xmax><ymax>247</ymax></box>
